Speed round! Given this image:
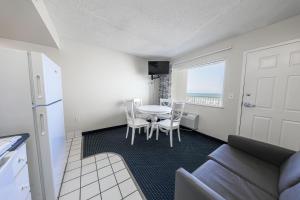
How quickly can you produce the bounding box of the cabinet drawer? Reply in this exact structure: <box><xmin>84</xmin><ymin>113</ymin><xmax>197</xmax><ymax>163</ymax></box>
<box><xmin>0</xmin><ymin>164</ymin><xmax>30</xmax><ymax>200</ymax></box>
<box><xmin>11</xmin><ymin>144</ymin><xmax>27</xmax><ymax>177</ymax></box>
<box><xmin>15</xmin><ymin>165</ymin><xmax>31</xmax><ymax>200</ymax></box>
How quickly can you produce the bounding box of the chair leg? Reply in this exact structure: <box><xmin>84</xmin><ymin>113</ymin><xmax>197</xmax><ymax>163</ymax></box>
<box><xmin>177</xmin><ymin>127</ymin><xmax>181</xmax><ymax>142</ymax></box>
<box><xmin>126</xmin><ymin>126</ymin><xmax>129</xmax><ymax>139</ymax></box>
<box><xmin>131</xmin><ymin>128</ymin><xmax>135</xmax><ymax>145</ymax></box>
<box><xmin>139</xmin><ymin>128</ymin><xmax>141</xmax><ymax>134</ymax></box>
<box><xmin>149</xmin><ymin>124</ymin><xmax>154</xmax><ymax>138</ymax></box>
<box><xmin>170</xmin><ymin>129</ymin><xmax>173</xmax><ymax>147</ymax></box>
<box><xmin>146</xmin><ymin>125</ymin><xmax>149</xmax><ymax>140</ymax></box>
<box><xmin>156</xmin><ymin>125</ymin><xmax>159</xmax><ymax>140</ymax></box>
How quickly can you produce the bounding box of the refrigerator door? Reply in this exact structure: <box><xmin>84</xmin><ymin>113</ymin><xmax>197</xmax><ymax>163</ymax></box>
<box><xmin>0</xmin><ymin>47</ymin><xmax>44</xmax><ymax>200</ymax></box>
<box><xmin>30</xmin><ymin>52</ymin><xmax>63</xmax><ymax>106</ymax></box>
<box><xmin>34</xmin><ymin>101</ymin><xmax>66</xmax><ymax>200</ymax></box>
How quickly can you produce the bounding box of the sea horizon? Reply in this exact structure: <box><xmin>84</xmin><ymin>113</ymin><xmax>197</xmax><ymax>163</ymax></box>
<box><xmin>186</xmin><ymin>92</ymin><xmax>222</xmax><ymax>98</ymax></box>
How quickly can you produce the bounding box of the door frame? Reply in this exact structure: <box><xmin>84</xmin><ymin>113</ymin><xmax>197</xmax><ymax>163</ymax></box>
<box><xmin>236</xmin><ymin>39</ymin><xmax>300</xmax><ymax>135</ymax></box>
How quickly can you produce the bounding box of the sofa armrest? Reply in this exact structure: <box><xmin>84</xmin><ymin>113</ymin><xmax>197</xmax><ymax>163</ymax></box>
<box><xmin>174</xmin><ymin>168</ymin><xmax>225</xmax><ymax>200</ymax></box>
<box><xmin>228</xmin><ymin>135</ymin><xmax>295</xmax><ymax>166</ymax></box>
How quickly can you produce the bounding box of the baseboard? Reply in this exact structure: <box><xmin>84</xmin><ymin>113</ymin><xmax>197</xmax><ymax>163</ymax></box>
<box><xmin>179</xmin><ymin>126</ymin><xmax>226</xmax><ymax>144</ymax></box>
<box><xmin>82</xmin><ymin>124</ymin><xmax>225</xmax><ymax>144</ymax></box>
<box><xmin>82</xmin><ymin>124</ymin><xmax>127</xmax><ymax>135</ymax></box>
<box><xmin>66</xmin><ymin>130</ymin><xmax>82</xmax><ymax>139</ymax></box>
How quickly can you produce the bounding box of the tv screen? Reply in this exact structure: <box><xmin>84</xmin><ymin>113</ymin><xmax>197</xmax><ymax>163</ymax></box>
<box><xmin>148</xmin><ymin>61</ymin><xmax>169</xmax><ymax>75</ymax></box>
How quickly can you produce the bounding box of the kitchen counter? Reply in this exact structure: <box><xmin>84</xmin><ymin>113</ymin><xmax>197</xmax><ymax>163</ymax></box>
<box><xmin>0</xmin><ymin>133</ymin><xmax>31</xmax><ymax>200</ymax></box>
<box><xmin>0</xmin><ymin>133</ymin><xmax>29</xmax><ymax>152</ymax></box>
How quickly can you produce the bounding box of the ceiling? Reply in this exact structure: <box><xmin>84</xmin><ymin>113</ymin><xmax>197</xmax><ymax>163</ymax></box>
<box><xmin>44</xmin><ymin>0</ymin><xmax>300</xmax><ymax>58</ymax></box>
<box><xmin>0</xmin><ymin>0</ymin><xmax>59</xmax><ymax>47</ymax></box>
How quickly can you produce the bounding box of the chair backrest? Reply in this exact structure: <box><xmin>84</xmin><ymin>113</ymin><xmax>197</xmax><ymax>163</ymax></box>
<box><xmin>124</xmin><ymin>100</ymin><xmax>135</xmax><ymax>123</ymax></box>
<box><xmin>171</xmin><ymin>102</ymin><xmax>185</xmax><ymax>125</ymax></box>
<box><xmin>133</xmin><ymin>98</ymin><xmax>143</xmax><ymax>107</ymax></box>
<box><xmin>160</xmin><ymin>98</ymin><xmax>173</xmax><ymax>107</ymax></box>
<box><xmin>133</xmin><ymin>98</ymin><xmax>143</xmax><ymax>112</ymax></box>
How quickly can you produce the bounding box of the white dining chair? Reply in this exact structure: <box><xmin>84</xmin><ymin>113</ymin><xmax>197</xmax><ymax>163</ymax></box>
<box><xmin>133</xmin><ymin>98</ymin><xmax>143</xmax><ymax>107</ymax></box>
<box><xmin>133</xmin><ymin>98</ymin><xmax>150</xmax><ymax>133</ymax></box>
<box><xmin>160</xmin><ymin>98</ymin><xmax>173</xmax><ymax>107</ymax></box>
<box><xmin>158</xmin><ymin>98</ymin><xmax>173</xmax><ymax>120</ymax></box>
<box><xmin>124</xmin><ymin>100</ymin><xmax>150</xmax><ymax>145</ymax></box>
<box><xmin>155</xmin><ymin>102</ymin><xmax>185</xmax><ymax>147</ymax></box>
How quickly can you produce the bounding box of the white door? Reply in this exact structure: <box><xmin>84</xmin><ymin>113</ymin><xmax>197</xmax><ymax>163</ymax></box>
<box><xmin>34</xmin><ymin>101</ymin><xmax>66</xmax><ymax>200</ymax></box>
<box><xmin>240</xmin><ymin>41</ymin><xmax>300</xmax><ymax>151</ymax></box>
<box><xmin>31</xmin><ymin>52</ymin><xmax>63</xmax><ymax>106</ymax></box>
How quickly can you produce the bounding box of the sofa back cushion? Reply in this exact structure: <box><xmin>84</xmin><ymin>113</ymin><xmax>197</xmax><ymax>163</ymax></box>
<box><xmin>279</xmin><ymin>151</ymin><xmax>300</xmax><ymax>193</ymax></box>
<box><xmin>279</xmin><ymin>182</ymin><xmax>300</xmax><ymax>200</ymax></box>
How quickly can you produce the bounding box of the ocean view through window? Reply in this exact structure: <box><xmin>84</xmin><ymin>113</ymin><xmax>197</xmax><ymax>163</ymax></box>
<box><xmin>186</xmin><ymin>61</ymin><xmax>225</xmax><ymax>107</ymax></box>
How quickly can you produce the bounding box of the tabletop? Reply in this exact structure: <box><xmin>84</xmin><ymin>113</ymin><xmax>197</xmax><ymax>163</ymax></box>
<box><xmin>138</xmin><ymin>105</ymin><xmax>172</xmax><ymax>115</ymax></box>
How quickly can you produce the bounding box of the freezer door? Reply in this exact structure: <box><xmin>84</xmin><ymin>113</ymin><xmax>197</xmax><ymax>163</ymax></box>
<box><xmin>34</xmin><ymin>101</ymin><xmax>66</xmax><ymax>200</ymax></box>
<box><xmin>31</xmin><ymin>52</ymin><xmax>63</xmax><ymax>105</ymax></box>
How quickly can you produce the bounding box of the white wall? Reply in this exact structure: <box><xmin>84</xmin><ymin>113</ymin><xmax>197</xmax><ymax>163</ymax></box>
<box><xmin>0</xmin><ymin>37</ymin><xmax>150</xmax><ymax>135</ymax></box>
<box><xmin>171</xmin><ymin>14</ymin><xmax>300</xmax><ymax>141</ymax></box>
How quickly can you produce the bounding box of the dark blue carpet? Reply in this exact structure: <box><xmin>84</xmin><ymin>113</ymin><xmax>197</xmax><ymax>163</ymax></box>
<box><xmin>83</xmin><ymin>126</ymin><xmax>223</xmax><ymax>200</ymax></box>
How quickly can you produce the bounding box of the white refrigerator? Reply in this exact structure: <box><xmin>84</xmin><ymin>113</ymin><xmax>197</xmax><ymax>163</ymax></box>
<box><xmin>0</xmin><ymin>48</ymin><xmax>66</xmax><ymax>200</ymax></box>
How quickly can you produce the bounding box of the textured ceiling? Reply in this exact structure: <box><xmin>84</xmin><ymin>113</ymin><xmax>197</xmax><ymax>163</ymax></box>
<box><xmin>44</xmin><ymin>0</ymin><xmax>300</xmax><ymax>58</ymax></box>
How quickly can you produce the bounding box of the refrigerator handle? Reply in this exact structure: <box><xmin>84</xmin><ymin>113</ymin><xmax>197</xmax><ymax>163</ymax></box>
<box><xmin>36</xmin><ymin>75</ymin><xmax>43</xmax><ymax>99</ymax></box>
<box><xmin>40</xmin><ymin>113</ymin><xmax>46</xmax><ymax>136</ymax></box>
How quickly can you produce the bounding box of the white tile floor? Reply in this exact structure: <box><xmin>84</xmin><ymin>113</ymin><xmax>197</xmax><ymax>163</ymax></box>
<box><xmin>59</xmin><ymin>136</ymin><xmax>146</xmax><ymax>200</ymax></box>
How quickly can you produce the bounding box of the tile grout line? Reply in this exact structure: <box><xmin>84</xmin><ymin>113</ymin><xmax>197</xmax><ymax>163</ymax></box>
<box><xmin>61</xmin><ymin>136</ymin><xmax>144</xmax><ymax>200</ymax></box>
<box><xmin>122</xmin><ymin>190</ymin><xmax>139</xmax><ymax>200</ymax></box>
<box><xmin>59</xmin><ymin>188</ymin><xmax>80</xmax><ymax>198</ymax></box>
<box><xmin>107</xmin><ymin>154</ymin><xmax>124</xmax><ymax>200</ymax></box>
<box><xmin>72</xmin><ymin>176</ymin><xmax>129</xmax><ymax>197</ymax></box>
<box><xmin>95</xmin><ymin>153</ymin><xmax>103</xmax><ymax>200</ymax></box>
<box><xmin>58</xmin><ymin>138</ymin><xmax>73</xmax><ymax>199</ymax></box>
<box><xmin>65</xmin><ymin>164</ymin><xmax>81</xmax><ymax>173</ymax></box>
<box><xmin>60</xmin><ymin>137</ymin><xmax>82</xmax><ymax>199</ymax></box>
<box><xmin>61</xmin><ymin>160</ymin><xmax>99</xmax><ymax>196</ymax></box>
<box><xmin>67</xmin><ymin>158</ymin><xmax>81</xmax><ymax>164</ymax></box>
<box><xmin>79</xmin><ymin>136</ymin><xmax>83</xmax><ymax>200</ymax></box>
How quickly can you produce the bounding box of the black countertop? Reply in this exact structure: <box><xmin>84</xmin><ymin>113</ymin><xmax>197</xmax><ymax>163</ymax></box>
<box><xmin>0</xmin><ymin>133</ymin><xmax>30</xmax><ymax>151</ymax></box>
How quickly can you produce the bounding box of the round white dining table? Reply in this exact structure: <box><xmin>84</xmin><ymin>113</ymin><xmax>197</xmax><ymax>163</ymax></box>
<box><xmin>138</xmin><ymin>105</ymin><xmax>172</xmax><ymax>138</ymax></box>
<box><xmin>138</xmin><ymin>105</ymin><xmax>171</xmax><ymax>116</ymax></box>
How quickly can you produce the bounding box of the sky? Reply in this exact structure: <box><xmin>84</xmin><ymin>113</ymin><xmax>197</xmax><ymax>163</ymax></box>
<box><xmin>186</xmin><ymin>61</ymin><xmax>225</xmax><ymax>94</ymax></box>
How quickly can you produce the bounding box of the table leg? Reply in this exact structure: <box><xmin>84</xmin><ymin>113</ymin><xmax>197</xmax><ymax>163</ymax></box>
<box><xmin>149</xmin><ymin>115</ymin><xmax>158</xmax><ymax>139</ymax></box>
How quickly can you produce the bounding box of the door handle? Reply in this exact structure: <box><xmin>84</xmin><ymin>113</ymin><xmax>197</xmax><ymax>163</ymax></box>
<box><xmin>244</xmin><ymin>102</ymin><xmax>256</xmax><ymax>108</ymax></box>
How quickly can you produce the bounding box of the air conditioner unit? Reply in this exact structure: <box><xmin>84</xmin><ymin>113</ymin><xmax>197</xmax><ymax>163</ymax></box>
<box><xmin>180</xmin><ymin>112</ymin><xmax>199</xmax><ymax>130</ymax></box>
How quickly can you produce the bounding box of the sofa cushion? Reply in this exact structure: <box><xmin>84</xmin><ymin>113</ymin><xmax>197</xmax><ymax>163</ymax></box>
<box><xmin>209</xmin><ymin>144</ymin><xmax>279</xmax><ymax>197</ymax></box>
<box><xmin>279</xmin><ymin>151</ymin><xmax>300</xmax><ymax>193</ymax></box>
<box><xmin>175</xmin><ymin>168</ymin><xmax>226</xmax><ymax>200</ymax></box>
<box><xmin>193</xmin><ymin>160</ymin><xmax>275</xmax><ymax>200</ymax></box>
<box><xmin>279</xmin><ymin>182</ymin><xmax>300</xmax><ymax>200</ymax></box>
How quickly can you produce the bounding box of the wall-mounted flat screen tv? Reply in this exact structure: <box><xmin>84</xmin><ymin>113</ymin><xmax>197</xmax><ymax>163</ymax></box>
<box><xmin>148</xmin><ymin>61</ymin><xmax>169</xmax><ymax>75</ymax></box>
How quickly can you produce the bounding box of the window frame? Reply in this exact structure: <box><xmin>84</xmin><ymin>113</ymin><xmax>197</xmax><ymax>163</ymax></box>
<box><xmin>185</xmin><ymin>60</ymin><xmax>226</xmax><ymax>108</ymax></box>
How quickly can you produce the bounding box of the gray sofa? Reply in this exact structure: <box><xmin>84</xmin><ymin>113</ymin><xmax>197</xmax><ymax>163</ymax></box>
<box><xmin>174</xmin><ymin>135</ymin><xmax>300</xmax><ymax>200</ymax></box>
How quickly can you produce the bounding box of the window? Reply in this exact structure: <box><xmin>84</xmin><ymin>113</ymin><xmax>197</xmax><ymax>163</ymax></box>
<box><xmin>186</xmin><ymin>61</ymin><xmax>225</xmax><ymax>107</ymax></box>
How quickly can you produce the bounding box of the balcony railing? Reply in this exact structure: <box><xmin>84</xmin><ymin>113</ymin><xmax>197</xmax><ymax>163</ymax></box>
<box><xmin>186</xmin><ymin>95</ymin><xmax>223</xmax><ymax>107</ymax></box>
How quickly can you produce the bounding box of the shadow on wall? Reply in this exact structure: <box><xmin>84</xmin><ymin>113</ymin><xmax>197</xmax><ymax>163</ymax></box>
<box><xmin>95</xmin><ymin>108</ymin><xmax>127</xmax><ymax>130</ymax></box>
<box><xmin>132</xmin><ymin>58</ymin><xmax>148</xmax><ymax>75</ymax></box>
